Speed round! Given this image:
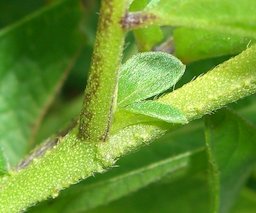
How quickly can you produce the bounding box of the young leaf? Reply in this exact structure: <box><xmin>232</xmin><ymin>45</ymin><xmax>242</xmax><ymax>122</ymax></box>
<box><xmin>117</xmin><ymin>52</ymin><xmax>186</xmax><ymax>107</ymax></box>
<box><xmin>205</xmin><ymin>109</ymin><xmax>256</xmax><ymax>213</ymax></box>
<box><xmin>124</xmin><ymin>100</ymin><xmax>188</xmax><ymax>124</ymax></box>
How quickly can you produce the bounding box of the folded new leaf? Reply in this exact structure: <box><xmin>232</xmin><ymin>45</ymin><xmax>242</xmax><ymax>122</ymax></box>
<box><xmin>124</xmin><ymin>100</ymin><xmax>188</xmax><ymax>124</ymax></box>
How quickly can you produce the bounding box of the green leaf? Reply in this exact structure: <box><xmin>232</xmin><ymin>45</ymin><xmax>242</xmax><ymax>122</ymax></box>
<box><xmin>231</xmin><ymin>188</ymin><xmax>256</xmax><ymax>213</ymax></box>
<box><xmin>143</xmin><ymin>0</ymin><xmax>256</xmax><ymax>38</ymax></box>
<box><xmin>0</xmin><ymin>0</ymin><xmax>45</xmax><ymax>29</ymax></box>
<box><xmin>87</xmin><ymin>173</ymin><xmax>210</xmax><ymax>213</ymax></box>
<box><xmin>205</xmin><ymin>109</ymin><xmax>256</xmax><ymax>213</ymax></box>
<box><xmin>133</xmin><ymin>27</ymin><xmax>163</xmax><ymax>51</ymax></box>
<box><xmin>29</xmin><ymin>121</ymin><xmax>206</xmax><ymax>212</ymax></box>
<box><xmin>117</xmin><ymin>52</ymin><xmax>186</xmax><ymax>107</ymax></box>
<box><xmin>34</xmin><ymin>96</ymin><xmax>83</xmax><ymax>144</ymax></box>
<box><xmin>124</xmin><ymin>100</ymin><xmax>188</xmax><ymax>124</ymax></box>
<box><xmin>173</xmin><ymin>28</ymin><xmax>254</xmax><ymax>63</ymax></box>
<box><xmin>0</xmin><ymin>0</ymin><xmax>82</xmax><ymax>166</ymax></box>
<box><xmin>0</xmin><ymin>148</ymin><xmax>6</xmax><ymax>175</ymax></box>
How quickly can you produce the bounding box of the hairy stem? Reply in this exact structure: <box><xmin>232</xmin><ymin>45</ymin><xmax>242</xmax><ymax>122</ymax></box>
<box><xmin>79</xmin><ymin>0</ymin><xmax>128</xmax><ymax>141</ymax></box>
<box><xmin>159</xmin><ymin>45</ymin><xmax>256</xmax><ymax>120</ymax></box>
<box><xmin>1</xmin><ymin>46</ymin><xmax>256</xmax><ymax>212</ymax></box>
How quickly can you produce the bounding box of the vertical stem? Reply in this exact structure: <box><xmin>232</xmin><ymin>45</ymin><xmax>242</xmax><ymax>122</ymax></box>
<box><xmin>79</xmin><ymin>0</ymin><xmax>129</xmax><ymax>141</ymax></box>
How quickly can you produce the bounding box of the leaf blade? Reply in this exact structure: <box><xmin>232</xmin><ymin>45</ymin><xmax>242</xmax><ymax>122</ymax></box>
<box><xmin>144</xmin><ymin>0</ymin><xmax>256</xmax><ymax>38</ymax></box>
<box><xmin>117</xmin><ymin>52</ymin><xmax>186</xmax><ymax>107</ymax></box>
<box><xmin>124</xmin><ymin>100</ymin><xmax>188</xmax><ymax>124</ymax></box>
<box><xmin>0</xmin><ymin>0</ymin><xmax>82</xmax><ymax>165</ymax></box>
<box><xmin>205</xmin><ymin>109</ymin><xmax>256</xmax><ymax>213</ymax></box>
<box><xmin>173</xmin><ymin>28</ymin><xmax>254</xmax><ymax>63</ymax></box>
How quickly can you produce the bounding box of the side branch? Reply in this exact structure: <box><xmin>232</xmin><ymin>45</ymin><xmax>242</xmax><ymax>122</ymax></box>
<box><xmin>79</xmin><ymin>0</ymin><xmax>128</xmax><ymax>141</ymax></box>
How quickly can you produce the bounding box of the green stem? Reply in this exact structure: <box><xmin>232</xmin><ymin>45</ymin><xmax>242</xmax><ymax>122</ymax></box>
<box><xmin>159</xmin><ymin>45</ymin><xmax>256</xmax><ymax>120</ymax></box>
<box><xmin>1</xmin><ymin>45</ymin><xmax>256</xmax><ymax>212</ymax></box>
<box><xmin>79</xmin><ymin>0</ymin><xmax>128</xmax><ymax>141</ymax></box>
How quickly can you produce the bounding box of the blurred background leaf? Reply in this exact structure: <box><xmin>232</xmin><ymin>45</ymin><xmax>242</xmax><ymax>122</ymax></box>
<box><xmin>0</xmin><ymin>147</ymin><xmax>6</xmax><ymax>175</ymax></box>
<box><xmin>232</xmin><ymin>188</ymin><xmax>256</xmax><ymax>213</ymax></box>
<box><xmin>0</xmin><ymin>0</ymin><xmax>83</xmax><ymax>166</ymax></box>
<box><xmin>0</xmin><ymin>0</ymin><xmax>46</xmax><ymax>29</ymax></box>
<box><xmin>205</xmin><ymin>109</ymin><xmax>256</xmax><ymax>213</ymax></box>
<box><xmin>143</xmin><ymin>0</ymin><xmax>256</xmax><ymax>63</ymax></box>
<box><xmin>145</xmin><ymin>0</ymin><xmax>256</xmax><ymax>37</ymax></box>
<box><xmin>173</xmin><ymin>28</ymin><xmax>254</xmax><ymax>63</ymax></box>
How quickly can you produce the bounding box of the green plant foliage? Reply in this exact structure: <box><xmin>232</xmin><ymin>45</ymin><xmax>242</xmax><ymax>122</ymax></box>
<box><xmin>117</xmin><ymin>52</ymin><xmax>186</xmax><ymax>123</ymax></box>
<box><xmin>142</xmin><ymin>0</ymin><xmax>256</xmax><ymax>63</ymax></box>
<box><xmin>159</xmin><ymin>45</ymin><xmax>256</xmax><ymax>121</ymax></box>
<box><xmin>88</xmin><ymin>174</ymin><xmax>210</xmax><ymax>213</ymax></box>
<box><xmin>0</xmin><ymin>148</ymin><xmax>6</xmax><ymax>175</ymax></box>
<box><xmin>173</xmin><ymin>28</ymin><xmax>254</xmax><ymax>62</ymax></box>
<box><xmin>0</xmin><ymin>0</ymin><xmax>45</xmax><ymax>29</ymax></box>
<box><xmin>118</xmin><ymin>52</ymin><xmax>185</xmax><ymax>107</ymax></box>
<box><xmin>0</xmin><ymin>0</ymin><xmax>82</xmax><ymax>165</ymax></box>
<box><xmin>144</xmin><ymin>0</ymin><xmax>256</xmax><ymax>37</ymax></box>
<box><xmin>130</xmin><ymin>0</ymin><xmax>163</xmax><ymax>51</ymax></box>
<box><xmin>231</xmin><ymin>188</ymin><xmax>256</xmax><ymax>213</ymax></box>
<box><xmin>205</xmin><ymin>109</ymin><xmax>256</xmax><ymax>213</ymax></box>
<box><xmin>1</xmin><ymin>0</ymin><xmax>256</xmax><ymax>212</ymax></box>
<box><xmin>124</xmin><ymin>100</ymin><xmax>188</xmax><ymax>124</ymax></box>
